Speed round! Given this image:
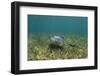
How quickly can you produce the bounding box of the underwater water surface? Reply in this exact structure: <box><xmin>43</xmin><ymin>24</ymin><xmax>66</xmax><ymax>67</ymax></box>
<box><xmin>28</xmin><ymin>15</ymin><xmax>88</xmax><ymax>61</ymax></box>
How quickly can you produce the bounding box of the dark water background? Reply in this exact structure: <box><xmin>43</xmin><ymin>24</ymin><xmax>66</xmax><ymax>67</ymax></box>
<box><xmin>28</xmin><ymin>15</ymin><xmax>88</xmax><ymax>37</ymax></box>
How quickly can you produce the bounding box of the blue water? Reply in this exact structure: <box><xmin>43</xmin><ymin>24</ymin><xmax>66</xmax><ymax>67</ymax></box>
<box><xmin>28</xmin><ymin>15</ymin><xmax>88</xmax><ymax>37</ymax></box>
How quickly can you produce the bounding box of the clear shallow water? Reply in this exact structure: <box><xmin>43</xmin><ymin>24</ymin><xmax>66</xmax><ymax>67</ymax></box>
<box><xmin>28</xmin><ymin>15</ymin><xmax>88</xmax><ymax>37</ymax></box>
<box><xmin>28</xmin><ymin>15</ymin><xmax>88</xmax><ymax>60</ymax></box>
